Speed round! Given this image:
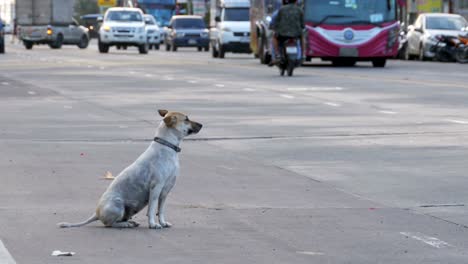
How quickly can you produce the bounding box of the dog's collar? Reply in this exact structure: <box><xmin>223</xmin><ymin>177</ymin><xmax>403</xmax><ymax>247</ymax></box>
<box><xmin>153</xmin><ymin>137</ymin><xmax>181</xmax><ymax>153</ymax></box>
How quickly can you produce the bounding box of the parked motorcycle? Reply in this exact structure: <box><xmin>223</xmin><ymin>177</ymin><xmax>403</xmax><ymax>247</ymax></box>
<box><xmin>431</xmin><ymin>35</ymin><xmax>459</xmax><ymax>62</ymax></box>
<box><xmin>455</xmin><ymin>33</ymin><xmax>468</xmax><ymax>63</ymax></box>
<box><xmin>431</xmin><ymin>34</ymin><xmax>468</xmax><ymax>63</ymax></box>
<box><xmin>278</xmin><ymin>38</ymin><xmax>301</xmax><ymax>77</ymax></box>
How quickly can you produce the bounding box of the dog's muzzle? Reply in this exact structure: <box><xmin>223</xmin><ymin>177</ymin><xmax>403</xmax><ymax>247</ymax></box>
<box><xmin>189</xmin><ymin>122</ymin><xmax>203</xmax><ymax>135</ymax></box>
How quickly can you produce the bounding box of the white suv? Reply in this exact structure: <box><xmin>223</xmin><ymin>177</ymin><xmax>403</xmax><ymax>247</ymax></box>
<box><xmin>98</xmin><ymin>7</ymin><xmax>148</xmax><ymax>54</ymax></box>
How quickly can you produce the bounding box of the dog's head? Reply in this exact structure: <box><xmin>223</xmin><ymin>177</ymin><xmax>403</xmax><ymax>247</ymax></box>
<box><xmin>158</xmin><ymin>109</ymin><xmax>203</xmax><ymax>137</ymax></box>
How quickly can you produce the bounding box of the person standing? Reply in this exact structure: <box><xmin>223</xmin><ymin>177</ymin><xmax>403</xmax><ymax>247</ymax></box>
<box><xmin>11</xmin><ymin>18</ymin><xmax>18</xmax><ymax>44</ymax></box>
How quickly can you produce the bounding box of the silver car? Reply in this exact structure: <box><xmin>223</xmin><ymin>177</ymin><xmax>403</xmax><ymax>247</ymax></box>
<box><xmin>406</xmin><ymin>13</ymin><xmax>468</xmax><ymax>60</ymax></box>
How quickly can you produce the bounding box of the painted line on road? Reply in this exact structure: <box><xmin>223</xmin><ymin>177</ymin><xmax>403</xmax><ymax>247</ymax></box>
<box><xmin>287</xmin><ymin>87</ymin><xmax>344</xmax><ymax>91</ymax></box>
<box><xmin>379</xmin><ymin>110</ymin><xmax>398</xmax><ymax>115</ymax></box>
<box><xmin>215</xmin><ymin>84</ymin><xmax>225</xmax><ymax>87</ymax></box>
<box><xmin>187</xmin><ymin>80</ymin><xmax>198</xmax><ymax>84</ymax></box>
<box><xmin>296</xmin><ymin>251</ymin><xmax>325</xmax><ymax>256</ymax></box>
<box><xmin>145</xmin><ymin>73</ymin><xmax>154</xmax><ymax>77</ymax></box>
<box><xmin>400</xmin><ymin>232</ymin><xmax>452</xmax><ymax>249</ymax></box>
<box><xmin>446</xmin><ymin>119</ymin><xmax>468</xmax><ymax>125</ymax></box>
<box><xmin>1</xmin><ymin>82</ymin><xmax>9</xmax><ymax>86</ymax></box>
<box><xmin>27</xmin><ymin>91</ymin><xmax>36</xmax><ymax>95</ymax></box>
<box><xmin>324</xmin><ymin>102</ymin><xmax>341</xmax><ymax>107</ymax></box>
<box><xmin>280</xmin><ymin>94</ymin><xmax>295</xmax><ymax>99</ymax></box>
<box><xmin>0</xmin><ymin>240</ymin><xmax>16</xmax><ymax>264</ymax></box>
<box><xmin>243</xmin><ymin>88</ymin><xmax>256</xmax><ymax>92</ymax></box>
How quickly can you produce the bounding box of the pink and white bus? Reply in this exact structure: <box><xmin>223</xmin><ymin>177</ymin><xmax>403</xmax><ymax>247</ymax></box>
<box><xmin>303</xmin><ymin>0</ymin><xmax>405</xmax><ymax>67</ymax></box>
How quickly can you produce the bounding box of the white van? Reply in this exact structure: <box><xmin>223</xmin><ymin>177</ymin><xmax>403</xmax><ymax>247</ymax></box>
<box><xmin>209</xmin><ymin>0</ymin><xmax>251</xmax><ymax>58</ymax></box>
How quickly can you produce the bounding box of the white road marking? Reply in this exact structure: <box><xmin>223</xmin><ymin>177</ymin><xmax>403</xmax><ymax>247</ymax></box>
<box><xmin>243</xmin><ymin>88</ymin><xmax>256</xmax><ymax>92</ymax></box>
<box><xmin>1</xmin><ymin>82</ymin><xmax>9</xmax><ymax>85</ymax></box>
<box><xmin>296</xmin><ymin>251</ymin><xmax>325</xmax><ymax>256</ymax></box>
<box><xmin>215</xmin><ymin>84</ymin><xmax>225</xmax><ymax>87</ymax></box>
<box><xmin>379</xmin><ymin>110</ymin><xmax>397</xmax><ymax>115</ymax></box>
<box><xmin>0</xmin><ymin>240</ymin><xmax>17</xmax><ymax>264</ymax></box>
<box><xmin>280</xmin><ymin>94</ymin><xmax>295</xmax><ymax>99</ymax></box>
<box><xmin>99</xmin><ymin>66</ymin><xmax>105</xmax><ymax>70</ymax></box>
<box><xmin>27</xmin><ymin>91</ymin><xmax>36</xmax><ymax>95</ymax></box>
<box><xmin>446</xmin><ymin>119</ymin><xmax>468</xmax><ymax>124</ymax></box>
<box><xmin>145</xmin><ymin>74</ymin><xmax>153</xmax><ymax>77</ymax></box>
<box><xmin>163</xmin><ymin>76</ymin><xmax>174</xmax><ymax>81</ymax></box>
<box><xmin>400</xmin><ymin>232</ymin><xmax>452</xmax><ymax>249</ymax></box>
<box><xmin>287</xmin><ymin>87</ymin><xmax>344</xmax><ymax>91</ymax></box>
<box><xmin>64</xmin><ymin>105</ymin><xmax>73</xmax><ymax>109</ymax></box>
<box><xmin>324</xmin><ymin>102</ymin><xmax>341</xmax><ymax>107</ymax></box>
<box><xmin>129</xmin><ymin>71</ymin><xmax>137</xmax><ymax>75</ymax></box>
<box><xmin>187</xmin><ymin>80</ymin><xmax>198</xmax><ymax>84</ymax></box>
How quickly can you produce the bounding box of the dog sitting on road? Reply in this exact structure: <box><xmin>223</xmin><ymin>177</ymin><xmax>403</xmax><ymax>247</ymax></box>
<box><xmin>58</xmin><ymin>109</ymin><xmax>202</xmax><ymax>229</ymax></box>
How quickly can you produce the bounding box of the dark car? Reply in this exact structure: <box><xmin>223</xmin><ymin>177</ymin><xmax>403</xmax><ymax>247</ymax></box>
<box><xmin>0</xmin><ymin>19</ymin><xmax>5</xmax><ymax>53</ymax></box>
<box><xmin>164</xmin><ymin>15</ymin><xmax>209</xmax><ymax>52</ymax></box>
<box><xmin>80</xmin><ymin>14</ymin><xmax>102</xmax><ymax>38</ymax></box>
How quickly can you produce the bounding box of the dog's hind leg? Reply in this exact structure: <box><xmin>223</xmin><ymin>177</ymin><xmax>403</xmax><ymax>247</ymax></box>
<box><xmin>110</xmin><ymin>221</ymin><xmax>140</xmax><ymax>228</ymax></box>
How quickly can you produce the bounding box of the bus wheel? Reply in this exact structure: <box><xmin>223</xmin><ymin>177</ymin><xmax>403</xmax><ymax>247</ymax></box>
<box><xmin>372</xmin><ymin>59</ymin><xmax>386</xmax><ymax>68</ymax></box>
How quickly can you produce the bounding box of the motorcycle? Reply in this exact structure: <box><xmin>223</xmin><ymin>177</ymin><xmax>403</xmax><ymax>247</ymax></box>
<box><xmin>278</xmin><ymin>37</ymin><xmax>301</xmax><ymax>77</ymax></box>
<box><xmin>430</xmin><ymin>35</ymin><xmax>459</xmax><ymax>62</ymax></box>
<box><xmin>455</xmin><ymin>33</ymin><xmax>468</xmax><ymax>64</ymax></box>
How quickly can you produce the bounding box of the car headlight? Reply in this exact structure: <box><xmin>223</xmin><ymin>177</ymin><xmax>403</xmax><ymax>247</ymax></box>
<box><xmin>103</xmin><ymin>25</ymin><xmax>111</xmax><ymax>32</ymax></box>
<box><xmin>176</xmin><ymin>32</ymin><xmax>185</xmax><ymax>37</ymax></box>
<box><xmin>201</xmin><ymin>32</ymin><xmax>208</xmax><ymax>37</ymax></box>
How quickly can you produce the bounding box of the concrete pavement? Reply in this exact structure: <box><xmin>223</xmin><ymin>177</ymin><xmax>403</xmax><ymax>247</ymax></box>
<box><xmin>1</xmin><ymin>41</ymin><xmax>468</xmax><ymax>263</ymax></box>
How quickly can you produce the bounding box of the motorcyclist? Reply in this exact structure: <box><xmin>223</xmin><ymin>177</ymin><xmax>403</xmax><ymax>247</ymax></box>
<box><xmin>269</xmin><ymin>0</ymin><xmax>304</xmax><ymax>66</ymax></box>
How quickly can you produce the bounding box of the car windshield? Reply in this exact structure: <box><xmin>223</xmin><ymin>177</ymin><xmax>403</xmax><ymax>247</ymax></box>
<box><xmin>426</xmin><ymin>16</ymin><xmax>467</xmax><ymax>30</ymax></box>
<box><xmin>223</xmin><ymin>8</ymin><xmax>249</xmax><ymax>21</ymax></box>
<box><xmin>106</xmin><ymin>11</ymin><xmax>143</xmax><ymax>22</ymax></box>
<box><xmin>173</xmin><ymin>18</ymin><xmax>205</xmax><ymax>28</ymax></box>
<box><xmin>304</xmin><ymin>0</ymin><xmax>396</xmax><ymax>25</ymax></box>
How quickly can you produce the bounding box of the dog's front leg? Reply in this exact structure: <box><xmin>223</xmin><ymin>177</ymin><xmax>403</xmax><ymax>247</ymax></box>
<box><xmin>147</xmin><ymin>184</ymin><xmax>164</xmax><ymax>229</ymax></box>
<box><xmin>158</xmin><ymin>190</ymin><xmax>172</xmax><ymax>228</ymax></box>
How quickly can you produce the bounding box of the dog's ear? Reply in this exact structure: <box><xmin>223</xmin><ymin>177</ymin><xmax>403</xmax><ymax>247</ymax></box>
<box><xmin>163</xmin><ymin>115</ymin><xmax>177</xmax><ymax>127</ymax></box>
<box><xmin>158</xmin><ymin>109</ymin><xmax>168</xmax><ymax>117</ymax></box>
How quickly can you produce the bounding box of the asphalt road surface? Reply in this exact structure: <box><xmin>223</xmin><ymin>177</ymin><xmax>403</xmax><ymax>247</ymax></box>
<box><xmin>1</xmin><ymin>40</ymin><xmax>468</xmax><ymax>263</ymax></box>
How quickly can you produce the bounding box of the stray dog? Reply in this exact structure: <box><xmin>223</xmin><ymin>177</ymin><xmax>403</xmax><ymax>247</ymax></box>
<box><xmin>58</xmin><ymin>110</ymin><xmax>202</xmax><ymax>229</ymax></box>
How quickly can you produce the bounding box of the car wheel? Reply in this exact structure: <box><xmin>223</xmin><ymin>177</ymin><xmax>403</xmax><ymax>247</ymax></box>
<box><xmin>149</xmin><ymin>44</ymin><xmax>153</xmax><ymax>50</ymax></box>
<box><xmin>155</xmin><ymin>44</ymin><xmax>160</xmax><ymax>50</ymax></box>
<box><xmin>204</xmin><ymin>46</ymin><xmax>209</xmax><ymax>52</ymax></box>
<box><xmin>77</xmin><ymin>35</ymin><xmax>89</xmax><ymax>49</ymax></box>
<box><xmin>197</xmin><ymin>46</ymin><xmax>202</xmax><ymax>52</ymax></box>
<box><xmin>24</xmin><ymin>40</ymin><xmax>33</xmax><ymax>50</ymax></box>
<box><xmin>98</xmin><ymin>39</ymin><xmax>109</xmax><ymax>53</ymax></box>
<box><xmin>49</xmin><ymin>34</ymin><xmax>63</xmax><ymax>49</ymax></box>
<box><xmin>139</xmin><ymin>42</ymin><xmax>149</xmax><ymax>54</ymax></box>
<box><xmin>0</xmin><ymin>38</ymin><xmax>4</xmax><ymax>54</ymax></box>
<box><xmin>258</xmin><ymin>36</ymin><xmax>266</xmax><ymax>64</ymax></box>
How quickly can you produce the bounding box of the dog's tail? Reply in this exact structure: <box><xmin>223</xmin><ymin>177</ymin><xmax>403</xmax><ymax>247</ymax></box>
<box><xmin>57</xmin><ymin>213</ymin><xmax>98</xmax><ymax>228</ymax></box>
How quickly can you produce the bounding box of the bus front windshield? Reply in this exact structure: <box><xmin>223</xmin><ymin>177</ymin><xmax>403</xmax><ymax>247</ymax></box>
<box><xmin>304</xmin><ymin>0</ymin><xmax>396</xmax><ymax>25</ymax></box>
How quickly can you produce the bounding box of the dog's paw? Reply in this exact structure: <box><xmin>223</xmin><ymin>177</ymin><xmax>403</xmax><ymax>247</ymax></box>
<box><xmin>128</xmin><ymin>220</ymin><xmax>140</xmax><ymax>227</ymax></box>
<box><xmin>160</xmin><ymin>221</ymin><xmax>172</xmax><ymax>228</ymax></box>
<box><xmin>149</xmin><ymin>223</ymin><xmax>162</xmax><ymax>229</ymax></box>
